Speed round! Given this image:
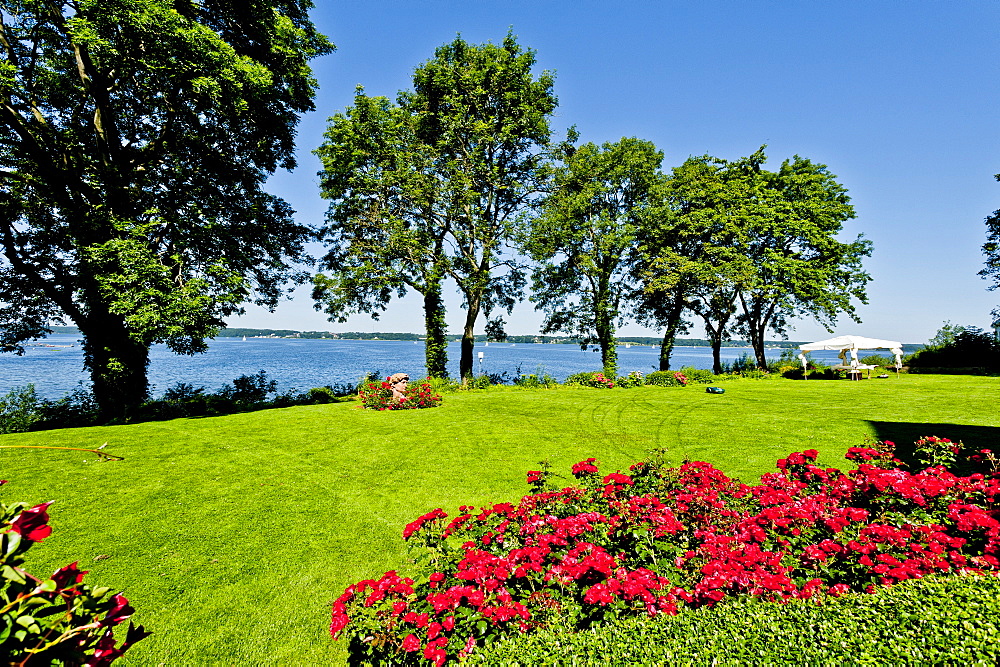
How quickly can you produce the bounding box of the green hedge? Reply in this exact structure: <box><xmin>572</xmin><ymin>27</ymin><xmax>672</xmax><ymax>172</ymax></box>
<box><xmin>470</xmin><ymin>574</ymin><xmax>1000</xmax><ymax>665</ymax></box>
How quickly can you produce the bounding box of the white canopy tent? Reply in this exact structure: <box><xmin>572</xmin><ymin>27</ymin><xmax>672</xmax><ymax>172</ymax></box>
<box><xmin>798</xmin><ymin>335</ymin><xmax>904</xmax><ymax>379</ymax></box>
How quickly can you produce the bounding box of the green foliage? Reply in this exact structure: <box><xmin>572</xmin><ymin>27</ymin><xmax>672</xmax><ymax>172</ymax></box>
<box><xmin>472</xmin><ymin>574</ymin><xmax>1000</xmax><ymax>665</ymax></box>
<box><xmin>513</xmin><ymin>372</ymin><xmax>560</xmax><ymax>389</ymax></box>
<box><xmin>0</xmin><ymin>482</ymin><xmax>149</xmax><ymax>662</ymax></box>
<box><xmin>860</xmin><ymin>354</ymin><xmax>895</xmax><ymax>367</ymax></box>
<box><xmin>357</xmin><ymin>378</ymin><xmax>443</xmax><ymax>410</ymax></box>
<box><xmin>219</xmin><ymin>370</ymin><xmax>278</xmax><ymax>404</ymax></box>
<box><xmin>308</xmin><ymin>386</ymin><xmax>338</xmax><ymax>404</ymax></box>
<box><xmin>614</xmin><ymin>371</ymin><xmax>647</xmax><ymax>388</ymax></box>
<box><xmin>0</xmin><ymin>0</ymin><xmax>333</xmax><ymax>419</ymax></box>
<box><xmin>907</xmin><ymin>324</ymin><xmax>1000</xmax><ymax>372</ymax></box>
<box><xmin>981</xmin><ymin>174</ymin><xmax>1000</xmax><ymax>322</ymax></box>
<box><xmin>564</xmin><ymin>371</ymin><xmax>616</xmax><ymax>388</ymax></box>
<box><xmin>0</xmin><ymin>385</ymin><xmax>41</xmax><ymax>434</ymax></box>
<box><xmin>529</xmin><ymin>138</ymin><xmax>664</xmax><ymax>376</ymax></box>
<box><xmin>675</xmin><ymin>366</ymin><xmax>715</xmax><ymax>384</ymax></box>
<box><xmin>315</xmin><ymin>32</ymin><xmax>555</xmax><ymax>379</ymax></box>
<box><xmin>643</xmin><ymin>371</ymin><xmax>686</xmax><ymax>387</ymax></box>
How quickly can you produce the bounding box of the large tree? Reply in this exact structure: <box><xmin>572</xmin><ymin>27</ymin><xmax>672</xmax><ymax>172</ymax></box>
<box><xmin>313</xmin><ymin>91</ymin><xmax>450</xmax><ymax>377</ymax></box>
<box><xmin>634</xmin><ymin>153</ymin><xmax>749</xmax><ymax>372</ymax></box>
<box><xmin>0</xmin><ymin>0</ymin><xmax>332</xmax><ymax>419</ymax></box>
<box><xmin>637</xmin><ymin>148</ymin><xmax>870</xmax><ymax>372</ymax></box>
<box><xmin>731</xmin><ymin>151</ymin><xmax>872</xmax><ymax>368</ymax></box>
<box><xmin>981</xmin><ymin>172</ymin><xmax>1000</xmax><ymax>323</ymax></box>
<box><xmin>315</xmin><ymin>33</ymin><xmax>556</xmax><ymax>380</ymax></box>
<box><xmin>529</xmin><ymin>137</ymin><xmax>663</xmax><ymax>376</ymax></box>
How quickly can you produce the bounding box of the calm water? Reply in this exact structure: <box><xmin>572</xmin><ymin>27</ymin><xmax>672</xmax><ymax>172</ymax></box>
<box><xmin>0</xmin><ymin>335</ymin><xmax>848</xmax><ymax>399</ymax></box>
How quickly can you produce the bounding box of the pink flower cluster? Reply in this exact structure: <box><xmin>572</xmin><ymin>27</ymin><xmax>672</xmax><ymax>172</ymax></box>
<box><xmin>673</xmin><ymin>371</ymin><xmax>688</xmax><ymax>386</ymax></box>
<box><xmin>331</xmin><ymin>438</ymin><xmax>1000</xmax><ymax>664</ymax></box>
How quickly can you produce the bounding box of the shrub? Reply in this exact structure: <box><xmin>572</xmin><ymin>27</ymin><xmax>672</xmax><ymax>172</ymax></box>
<box><xmin>907</xmin><ymin>325</ymin><xmax>1000</xmax><ymax>372</ymax></box>
<box><xmin>161</xmin><ymin>382</ymin><xmax>206</xmax><ymax>402</ymax></box>
<box><xmin>34</xmin><ymin>388</ymin><xmax>99</xmax><ymax>430</ymax></box>
<box><xmin>615</xmin><ymin>371</ymin><xmax>646</xmax><ymax>389</ymax></box>
<box><xmin>564</xmin><ymin>371</ymin><xmax>615</xmax><ymax>388</ymax></box>
<box><xmin>676</xmin><ymin>366</ymin><xmax>715</xmax><ymax>384</ymax></box>
<box><xmin>860</xmin><ymin>354</ymin><xmax>895</xmax><ymax>367</ymax></box>
<box><xmin>644</xmin><ymin>371</ymin><xmax>684</xmax><ymax>387</ymax></box>
<box><xmin>513</xmin><ymin>372</ymin><xmax>559</xmax><ymax>389</ymax></box>
<box><xmin>308</xmin><ymin>386</ymin><xmax>338</xmax><ymax>404</ymax></box>
<box><xmin>0</xmin><ymin>384</ymin><xmax>42</xmax><ymax>434</ymax></box>
<box><xmin>218</xmin><ymin>370</ymin><xmax>277</xmax><ymax>403</ymax></box>
<box><xmin>472</xmin><ymin>573</ymin><xmax>1000</xmax><ymax>665</ymax></box>
<box><xmin>0</xmin><ymin>481</ymin><xmax>150</xmax><ymax>663</ymax></box>
<box><xmin>330</xmin><ymin>439</ymin><xmax>1000</xmax><ymax>665</ymax></box>
<box><xmin>358</xmin><ymin>377</ymin><xmax>443</xmax><ymax>410</ymax></box>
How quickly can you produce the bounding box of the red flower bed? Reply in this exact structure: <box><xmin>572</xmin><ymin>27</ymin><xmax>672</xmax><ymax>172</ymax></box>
<box><xmin>358</xmin><ymin>377</ymin><xmax>443</xmax><ymax>410</ymax></box>
<box><xmin>331</xmin><ymin>440</ymin><xmax>1000</xmax><ymax>665</ymax></box>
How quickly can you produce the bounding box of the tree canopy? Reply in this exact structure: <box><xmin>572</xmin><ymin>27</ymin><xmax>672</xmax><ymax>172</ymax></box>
<box><xmin>529</xmin><ymin>137</ymin><xmax>663</xmax><ymax>376</ymax></box>
<box><xmin>315</xmin><ymin>33</ymin><xmax>556</xmax><ymax>379</ymax></box>
<box><xmin>0</xmin><ymin>0</ymin><xmax>333</xmax><ymax>418</ymax></box>
<box><xmin>637</xmin><ymin>148</ymin><xmax>870</xmax><ymax>371</ymax></box>
<box><xmin>981</xmin><ymin>172</ymin><xmax>1000</xmax><ymax>323</ymax></box>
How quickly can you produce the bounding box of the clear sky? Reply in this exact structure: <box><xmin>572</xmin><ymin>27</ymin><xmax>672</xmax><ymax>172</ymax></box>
<box><xmin>231</xmin><ymin>0</ymin><xmax>1000</xmax><ymax>345</ymax></box>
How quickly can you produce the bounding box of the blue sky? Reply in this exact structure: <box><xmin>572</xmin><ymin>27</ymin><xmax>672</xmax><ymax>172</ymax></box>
<box><xmin>234</xmin><ymin>1</ymin><xmax>1000</xmax><ymax>344</ymax></box>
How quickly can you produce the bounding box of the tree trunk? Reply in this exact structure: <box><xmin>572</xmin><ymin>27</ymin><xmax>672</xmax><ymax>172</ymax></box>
<box><xmin>422</xmin><ymin>276</ymin><xmax>448</xmax><ymax>378</ymax></box>
<box><xmin>595</xmin><ymin>308</ymin><xmax>617</xmax><ymax>377</ymax></box>
<box><xmin>459</xmin><ymin>294</ymin><xmax>481</xmax><ymax>381</ymax></box>
<box><xmin>657</xmin><ymin>298</ymin><xmax>687</xmax><ymax>371</ymax></box>
<box><xmin>711</xmin><ymin>338</ymin><xmax>723</xmax><ymax>375</ymax></box>
<box><xmin>79</xmin><ymin>309</ymin><xmax>150</xmax><ymax>422</ymax></box>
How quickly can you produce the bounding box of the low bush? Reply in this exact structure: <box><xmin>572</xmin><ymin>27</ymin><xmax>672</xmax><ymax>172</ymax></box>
<box><xmin>218</xmin><ymin>369</ymin><xmax>278</xmax><ymax>404</ymax></box>
<box><xmin>0</xmin><ymin>481</ymin><xmax>149</xmax><ymax>663</ymax></box>
<box><xmin>513</xmin><ymin>372</ymin><xmax>559</xmax><ymax>389</ymax></box>
<box><xmin>643</xmin><ymin>371</ymin><xmax>686</xmax><ymax>387</ymax></box>
<box><xmin>907</xmin><ymin>325</ymin><xmax>1000</xmax><ymax>373</ymax></box>
<box><xmin>472</xmin><ymin>573</ymin><xmax>1000</xmax><ymax>665</ymax></box>
<box><xmin>564</xmin><ymin>371</ymin><xmax>615</xmax><ymax>388</ymax></box>
<box><xmin>330</xmin><ymin>438</ymin><xmax>1000</xmax><ymax>665</ymax></box>
<box><xmin>0</xmin><ymin>384</ymin><xmax>42</xmax><ymax>434</ymax></box>
<box><xmin>358</xmin><ymin>377</ymin><xmax>443</xmax><ymax>410</ymax></box>
<box><xmin>675</xmin><ymin>366</ymin><xmax>715</xmax><ymax>384</ymax></box>
<box><xmin>614</xmin><ymin>371</ymin><xmax>646</xmax><ymax>389</ymax></box>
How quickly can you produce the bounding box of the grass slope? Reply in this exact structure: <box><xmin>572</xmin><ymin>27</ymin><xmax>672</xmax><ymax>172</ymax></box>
<box><xmin>0</xmin><ymin>375</ymin><xmax>997</xmax><ymax>663</ymax></box>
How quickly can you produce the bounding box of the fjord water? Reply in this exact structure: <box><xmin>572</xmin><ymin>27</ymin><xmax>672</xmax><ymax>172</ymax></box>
<box><xmin>0</xmin><ymin>335</ymin><xmax>844</xmax><ymax>399</ymax></box>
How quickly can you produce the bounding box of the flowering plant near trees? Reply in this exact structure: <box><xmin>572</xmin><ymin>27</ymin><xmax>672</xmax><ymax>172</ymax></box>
<box><xmin>331</xmin><ymin>437</ymin><xmax>1000</xmax><ymax>665</ymax></box>
<box><xmin>0</xmin><ymin>481</ymin><xmax>149</xmax><ymax>664</ymax></box>
<box><xmin>358</xmin><ymin>378</ymin><xmax>443</xmax><ymax>410</ymax></box>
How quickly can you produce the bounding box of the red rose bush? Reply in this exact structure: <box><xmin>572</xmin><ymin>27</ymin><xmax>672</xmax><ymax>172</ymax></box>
<box><xmin>358</xmin><ymin>377</ymin><xmax>443</xmax><ymax>410</ymax></box>
<box><xmin>0</xmin><ymin>481</ymin><xmax>149</xmax><ymax>664</ymax></box>
<box><xmin>331</xmin><ymin>438</ymin><xmax>1000</xmax><ymax>664</ymax></box>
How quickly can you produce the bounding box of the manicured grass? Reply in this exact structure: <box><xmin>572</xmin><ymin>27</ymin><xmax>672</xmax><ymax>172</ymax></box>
<box><xmin>1</xmin><ymin>374</ymin><xmax>998</xmax><ymax>663</ymax></box>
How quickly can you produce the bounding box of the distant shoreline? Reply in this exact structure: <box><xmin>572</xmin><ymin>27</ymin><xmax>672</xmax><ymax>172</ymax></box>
<box><xmin>46</xmin><ymin>325</ymin><xmax>922</xmax><ymax>351</ymax></box>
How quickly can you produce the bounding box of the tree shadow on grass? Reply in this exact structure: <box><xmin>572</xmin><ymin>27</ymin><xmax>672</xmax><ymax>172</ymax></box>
<box><xmin>867</xmin><ymin>421</ymin><xmax>1000</xmax><ymax>466</ymax></box>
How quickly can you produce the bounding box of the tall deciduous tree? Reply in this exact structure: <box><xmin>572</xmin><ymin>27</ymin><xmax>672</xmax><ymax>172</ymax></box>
<box><xmin>634</xmin><ymin>153</ymin><xmax>746</xmax><ymax>372</ymax></box>
<box><xmin>313</xmin><ymin>92</ymin><xmax>450</xmax><ymax>377</ymax></box>
<box><xmin>981</xmin><ymin>172</ymin><xmax>1000</xmax><ymax>323</ymax></box>
<box><xmin>732</xmin><ymin>152</ymin><xmax>872</xmax><ymax>368</ymax></box>
<box><xmin>315</xmin><ymin>33</ymin><xmax>556</xmax><ymax>380</ymax></box>
<box><xmin>0</xmin><ymin>0</ymin><xmax>332</xmax><ymax>419</ymax></box>
<box><xmin>530</xmin><ymin>137</ymin><xmax>663</xmax><ymax>376</ymax></box>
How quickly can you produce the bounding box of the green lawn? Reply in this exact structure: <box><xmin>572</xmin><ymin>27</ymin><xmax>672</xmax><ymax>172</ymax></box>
<box><xmin>1</xmin><ymin>374</ymin><xmax>998</xmax><ymax>663</ymax></box>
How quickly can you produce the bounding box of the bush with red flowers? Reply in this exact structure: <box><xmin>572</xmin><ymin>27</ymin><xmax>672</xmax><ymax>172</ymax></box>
<box><xmin>0</xmin><ymin>481</ymin><xmax>149</xmax><ymax>664</ymax></box>
<box><xmin>358</xmin><ymin>377</ymin><xmax>443</xmax><ymax>410</ymax></box>
<box><xmin>331</xmin><ymin>438</ymin><xmax>1000</xmax><ymax>665</ymax></box>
